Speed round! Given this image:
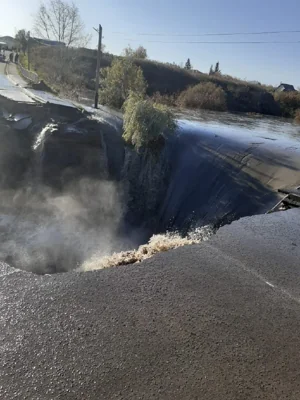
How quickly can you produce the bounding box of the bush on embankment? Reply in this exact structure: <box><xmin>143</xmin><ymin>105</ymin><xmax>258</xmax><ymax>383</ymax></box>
<box><xmin>123</xmin><ymin>92</ymin><xmax>177</xmax><ymax>151</ymax></box>
<box><xmin>274</xmin><ymin>91</ymin><xmax>300</xmax><ymax>118</ymax></box>
<box><xmin>294</xmin><ymin>109</ymin><xmax>300</xmax><ymax>124</ymax></box>
<box><xmin>177</xmin><ymin>82</ymin><xmax>227</xmax><ymax>111</ymax></box>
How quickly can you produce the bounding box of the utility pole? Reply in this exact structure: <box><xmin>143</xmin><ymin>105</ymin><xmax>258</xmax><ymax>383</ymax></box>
<box><xmin>94</xmin><ymin>24</ymin><xmax>102</xmax><ymax>109</ymax></box>
<box><xmin>27</xmin><ymin>32</ymin><xmax>31</xmax><ymax>70</ymax></box>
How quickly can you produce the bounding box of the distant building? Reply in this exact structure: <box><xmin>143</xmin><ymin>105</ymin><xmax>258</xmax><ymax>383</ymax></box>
<box><xmin>276</xmin><ymin>83</ymin><xmax>296</xmax><ymax>92</ymax></box>
<box><xmin>32</xmin><ymin>38</ymin><xmax>66</xmax><ymax>47</ymax></box>
<box><xmin>0</xmin><ymin>36</ymin><xmax>16</xmax><ymax>50</ymax></box>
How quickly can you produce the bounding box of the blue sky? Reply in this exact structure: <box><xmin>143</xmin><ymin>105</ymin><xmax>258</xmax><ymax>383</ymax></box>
<box><xmin>1</xmin><ymin>0</ymin><xmax>300</xmax><ymax>87</ymax></box>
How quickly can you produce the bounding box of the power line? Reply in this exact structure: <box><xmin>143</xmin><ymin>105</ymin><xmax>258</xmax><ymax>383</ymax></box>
<box><xmin>112</xmin><ymin>29</ymin><xmax>300</xmax><ymax>37</ymax></box>
<box><xmin>122</xmin><ymin>39</ymin><xmax>300</xmax><ymax>44</ymax></box>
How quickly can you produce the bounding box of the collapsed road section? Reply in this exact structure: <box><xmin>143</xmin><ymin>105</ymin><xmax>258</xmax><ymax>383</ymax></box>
<box><xmin>0</xmin><ymin>94</ymin><xmax>300</xmax><ymax>274</ymax></box>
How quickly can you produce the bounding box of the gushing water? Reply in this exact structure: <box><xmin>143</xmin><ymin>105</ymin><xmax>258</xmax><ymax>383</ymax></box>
<box><xmin>33</xmin><ymin>123</ymin><xmax>57</xmax><ymax>150</ymax></box>
<box><xmin>81</xmin><ymin>226</ymin><xmax>214</xmax><ymax>271</ymax></box>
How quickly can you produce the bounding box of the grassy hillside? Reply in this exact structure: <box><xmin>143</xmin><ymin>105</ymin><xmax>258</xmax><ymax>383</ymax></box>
<box><xmin>134</xmin><ymin>59</ymin><xmax>200</xmax><ymax>94</ymax></box>
<box><xmin>28</xmin><ymin>46</ymin><xmax>113</xmax><ymax>91</ymax></box>
<box><xmin>24</xmin><ymin>46</ymin><xmax>294</xmax><ymax>118</ymax></box>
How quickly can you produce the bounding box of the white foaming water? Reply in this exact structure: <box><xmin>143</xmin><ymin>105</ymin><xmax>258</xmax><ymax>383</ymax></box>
<box><xmin>33</xmin><ymin>124</ymin><xmax>57</xmax><ymax>150</ymax></box>
<box><xmin>81</xmin><ymin>225</ymin><xmax>214</xmax><ymax>272</ymax></box>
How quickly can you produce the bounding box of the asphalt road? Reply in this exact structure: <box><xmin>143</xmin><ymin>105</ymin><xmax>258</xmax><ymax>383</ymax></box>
<box><xmin>1</xmin><ymin>209</ymin><xmax>300</xmax><ymax>400</ymax></box>
<box><xmin>0</xmin><ymin>58</ymin><xmax>12</xmax><ymax>89</ymax></box>
<box><xmin>0</xmin><ymin>59</ymin><xmax>36</xmax><ymax>103</ymax></box>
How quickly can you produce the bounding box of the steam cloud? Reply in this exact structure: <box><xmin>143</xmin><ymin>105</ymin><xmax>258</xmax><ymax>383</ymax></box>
<box><xmin>0</xmin><ymin>179</ymin><xmax>128</xmax><ymax>274</ymax></box>
<box><xmin>0</xmin><ymin>115</ymin><xmax>134</xmax><ymax>274</ymax></box>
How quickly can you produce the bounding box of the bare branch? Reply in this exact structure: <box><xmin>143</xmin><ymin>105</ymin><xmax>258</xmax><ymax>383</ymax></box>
<box><xmin>33</xmin><ymin>0</ymin><xmax>87</xmax><ymax>47</ymax></box>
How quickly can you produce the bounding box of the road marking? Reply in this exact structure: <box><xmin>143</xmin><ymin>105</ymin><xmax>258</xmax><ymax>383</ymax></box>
<box><xmin>205</xmin><ymin>243</ymin><xmax>300</xmax><ymax>305</ymax></box>
<box><xmin>265</xmin><ymin>281</ymin><xmax>275</xmax><ymax>288</ymax></box>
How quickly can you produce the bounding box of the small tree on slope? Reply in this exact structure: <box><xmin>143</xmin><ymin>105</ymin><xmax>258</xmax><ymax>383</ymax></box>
<box><xmin>185</xmin><ymin>58</ymin><xmax>192</xmax><ymax>70</ymax></box>
<box><xmin>214</xmin><ymin>61</ymin><xmax>221</xmax><ymax>74</ymax></box>
<box><xmin>99</xmin><ymin>58</ymin><xmax>147</xmax><ymax>109</ymax></box>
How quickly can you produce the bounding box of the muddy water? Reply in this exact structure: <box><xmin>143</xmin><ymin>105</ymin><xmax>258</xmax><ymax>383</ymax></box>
<box><xmin>0</xmin><ymin>104</ymin><xmax>300</xmax><ymax>274</ymax></box>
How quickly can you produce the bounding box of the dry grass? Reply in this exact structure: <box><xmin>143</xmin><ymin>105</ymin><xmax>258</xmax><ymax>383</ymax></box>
<box><xmin>177</xmin><ymin>82</ymin><xmax>227</xmax><ymax>111</ymax></box>
<box><xmin>24</xmin><ymin>46</ymin><xmax>113</xmax><ymax>93</ymax></box>
<box><xmin>134</xmin><ymin>58</ymin><xmax>200</xmax><ymax>95</ymax></box>
<box><xmin>294</xmin><ymin>109</ymin><xmax>300</xmax><ymax>124</ymax></box>
<box><xmin>26</xmin><ymin>47</ymin><xmax>88</xmax><ymax>95</ymax></box>
<box><xmin>19</xmin><ymin>53</ymin><xmax>29</xmax><ymax>69</ymax></box>
<box><xmin>274</xmin><ymin>91</ymin><xmax>300</xmax><ymax>117</ymax></box>
<box><xmin>151</xmin><ymin>92</ymin><xmax>177</xmax><ymax>106</ymax></box>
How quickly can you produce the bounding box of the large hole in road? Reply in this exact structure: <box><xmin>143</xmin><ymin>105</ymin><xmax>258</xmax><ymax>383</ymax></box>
<box><xmin>0</xmin><ymin>99</ymin><xmax>277</xmax><ymax>274</ymax></box>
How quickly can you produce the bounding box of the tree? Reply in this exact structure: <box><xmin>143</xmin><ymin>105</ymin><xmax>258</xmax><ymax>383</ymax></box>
<box><xmin>99</xmin><ymin>58</ymin><xmax>147</xmax><ymax>109</ymax></box>
<box><xmin>34</xmin><ymin>0</ymin><xmax>89</xmax><ymax>47</ymax></box>
<box><xmin>15</xmin><ymin>30</ymin><xmax>30</xmax><ymax>54</ymax></box>
<box><xmin>123</xmin><ymin>45</ymin><xmax>133</xmax><ymax>57</ymax></box>
<box><xmin>209</xmin><ymin>65</ymin><xmax>214</xmax><ymax>75</ymax></box>
<box><xmin>123</xmin><ymin>45</ymin><xmax>148</xmax><ymax>59</ymax></box>
<box><xmin>134</xmin><ymin>46</ymin><xmax>147</xmax><ymax>59</ymax></box>
<box><xmin>185</xmin><ymin>58</ymin><xmax>192</xmax><ymax>70</ymax></box>
<box><xmin>214</xmin><ymin>61</ymin><xmax>221</xmax><ymax>74</ymax></box>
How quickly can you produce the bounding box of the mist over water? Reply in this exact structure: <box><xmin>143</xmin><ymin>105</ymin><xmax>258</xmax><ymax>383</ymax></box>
<box><xmin>0</xmin><ymin>180</ymin><xmax>126</xmax><ymax>274</ymax></box>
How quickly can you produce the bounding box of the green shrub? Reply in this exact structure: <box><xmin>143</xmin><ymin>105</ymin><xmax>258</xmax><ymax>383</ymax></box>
<box><xmin>123</xmin><ymin>92</ymin><xmax>177</xmax><ymax>151</ymax></box>
<box><xmin>274</xmin><ymin>91</ymin><xmax>300</xmax><ymax>117</ymax></box>
<box><xmin>99</xmin><ymin>58</ymin><xmax>147</xmax><ymax>109</ymax></box>
<box><xmin>177</xmin><ymin>82</ymin><xmax>227</xmax><ymax>111</ymax></box>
